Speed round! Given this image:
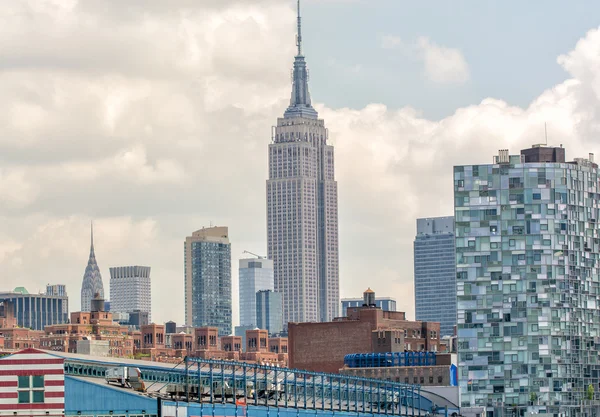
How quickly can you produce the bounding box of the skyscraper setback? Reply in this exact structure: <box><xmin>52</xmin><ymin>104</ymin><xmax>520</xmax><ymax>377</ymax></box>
<box><xmin>267</xmin><ymin>1</ymin><xmax>339</xmax><ymax>324</ymax></box>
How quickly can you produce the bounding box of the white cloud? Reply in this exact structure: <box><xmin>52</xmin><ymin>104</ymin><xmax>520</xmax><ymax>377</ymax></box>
<box><xmin>416</xmin><ymin>36</ymin><xmax>470</xmax><ymax>84</ymax></box>
<box><xmin>380</xmin><ymin>34</ymin><xmax>470</xmax><ymax>85</ymax></box>
<box><xmin>0</xmin><ymin>1</ymin><xmax>599</xmax><ymax>325</ymax></box>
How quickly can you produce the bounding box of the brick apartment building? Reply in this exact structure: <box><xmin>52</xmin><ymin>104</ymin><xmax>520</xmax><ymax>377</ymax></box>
<box><xmin>288</xmin><ymin>289</ymin><xmax>440</xmax><ymax>373</ymax></box>
<box><xmin>41</xmin><ymin>296</ymin><xmax>134</xmax><ymax>357</ymax></box>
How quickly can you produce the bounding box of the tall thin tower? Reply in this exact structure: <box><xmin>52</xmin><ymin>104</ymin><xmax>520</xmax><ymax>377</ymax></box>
<box><xmin>81</xmin><ymin>222</ymin><xmax>104</xmax><ymax>312</ymax></box>
<box><xmin>267</xmin><ymin>0</ymin><xmax>339</xmax><ymax>325</ymax></box>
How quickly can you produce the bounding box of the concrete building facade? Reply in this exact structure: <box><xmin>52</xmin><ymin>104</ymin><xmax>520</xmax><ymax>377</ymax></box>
<box><xmin>109</xmin><ymin>266</ymin><xmax>152</xmax><ymax>321</ymax></box>
<box><xmin>267</xmin><ymin>1</ymin><xmax>339</xmax><ymax>325</ymax></box>
<box><xmin>238</xmin><ymin>258</ymin><xmax>273</xmax><ymax>327</ymax></box>
<box><xmin>414</xmin><ymin>216</ymin><xmax>457</xmax><ymax>337</ymax></box>
<box><xmin>455</xmin><ymin>146</ymin><xmax>600</xmax><ymax>416</ymax></box>
<box><xmin>184</xmin><ymin>227</ymin><xmax>232</xmax><ymax>336</ymax></box>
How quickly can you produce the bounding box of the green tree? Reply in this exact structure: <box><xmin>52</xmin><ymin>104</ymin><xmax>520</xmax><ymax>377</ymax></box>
<box><xmin>587</xmin><ymin>384</ymin><xmax>594</xmax><ymax>401</ymax></box>
<box><xmin>530</xmin><ymin>392</ymin><xmax>537</xmax><ymax>404</ymax></box>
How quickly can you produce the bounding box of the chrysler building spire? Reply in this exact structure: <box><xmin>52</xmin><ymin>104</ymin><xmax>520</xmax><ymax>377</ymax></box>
<box><xmin>284</xmin><ymin>0</ymin><xmax>318</xmax><ymax>119</ymax></box>
<box><xmin>81</xmin><ymin>222</ymin><xmax>104</xmax><ymax>312</ymax></box>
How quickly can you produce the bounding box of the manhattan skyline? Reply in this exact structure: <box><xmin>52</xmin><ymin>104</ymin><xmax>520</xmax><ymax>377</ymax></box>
<box><xmin>1</xmin><ymin>1</ymin><xmax>600</xmax><ymax>325</ymax></box>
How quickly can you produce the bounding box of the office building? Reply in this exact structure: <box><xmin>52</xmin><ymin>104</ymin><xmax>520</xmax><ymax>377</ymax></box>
<box><xmin>46</xmin><ymin>284</ymin><xmax>68</xmax><ymax>316</ymax></box>
<box><xmin>46</xmin><ymin>284</ymin><xmax>66</xmax><ymax>297</ymax></box>
<box><xmin>109</xmin><ymin>265</ymin><xmax>152</xmax><ymax>321</ymax></box>
<box><xmin>256</xmin><ymin>290</ymin><xmax>283</xmax><ymax>336</ymax></box>
<box><xmin>184</xmin><ymin>227</ymin><xmax>232</xmax><ymax>336</ymax></box>
<box><xmin>239</xmin><ymin>258</ymin><xmax>274</xmax><ymax>327</ymax></box>
<box><xmin>80</xmin><ymin>223</ymin><xmax>105</xmax><ymax>312</ymax></box>
<box><xmin>0</xmin><ymin>287</ymin><xmax>68</xmax><ymax>331</ymax></box>
<box><xmin>340</xmin><ymin>296</ymin><xmax>396</xmax><ymax>317</ymax></box>
<box><xmin>414</xmin><ymin>216</ymin><xmax>457</xmax><ymax>337</ymax></box>
<box><xmin>455</xmin><ymin>146</ymin><xmax>600</xmax><ymax>416</ymax></box>
<box><xmin>267</xmin><ymin>1</ymin><xmax>339</xmax><ymax>325</ymax></box>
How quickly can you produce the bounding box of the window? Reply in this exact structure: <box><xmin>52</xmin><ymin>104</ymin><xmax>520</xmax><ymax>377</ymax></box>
<box><xmin>429</xmin><ymin>376</ymin><xmax>434</xmax><ymax>383</ymax></box>
<box><xmin>18</xmin><ymin>391</ymin><xmax>30</xmax><ymax>404</ymax></box>
<box><xmin>17</xmin><ymin>375</ymin><xmax>44</xmax><ymax>404</ymax></box>
<box><xmin>438</xmin><ymin>376</ymin><xmax>443</xmax><ymax>383</ymax></box>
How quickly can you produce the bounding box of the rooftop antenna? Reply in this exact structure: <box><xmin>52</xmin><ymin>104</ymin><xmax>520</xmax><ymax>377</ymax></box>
<box><xmin>544</xmin><ymin>122</ymin><xmax>548</xmax><ymax>146</ymax></box>
<box><xmin>296</xmin><ymin>0</ymin><xmax>302</xmax><ymax>56</ymax></box>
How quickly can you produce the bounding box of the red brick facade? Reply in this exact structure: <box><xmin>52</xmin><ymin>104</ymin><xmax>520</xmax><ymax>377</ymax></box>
<box><xmin>289</xmin><ymin>306</ymin><xmax>440</xmax><ymax>374</ymax></box>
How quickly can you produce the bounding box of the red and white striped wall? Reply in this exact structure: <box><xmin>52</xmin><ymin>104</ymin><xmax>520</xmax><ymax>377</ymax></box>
<box><xmin>0</xmin><ymin>348</ymin><xmax>64</xmax><ymax>415</ymax></box>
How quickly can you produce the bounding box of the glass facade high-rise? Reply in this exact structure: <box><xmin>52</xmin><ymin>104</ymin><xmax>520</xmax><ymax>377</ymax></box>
<box><xmin>184</xmin><ymin>226</ymin><xmax>232</xmax><ymax>336</ymax></box>
<box><xmin>239</xmin><ymin>258</ymin><xmax>274</xmax><ymax>327</ymax></box>
<box><xmin>256</xmin><ymin>290</ymin><xmax>283</xmax><ymax>336</ymax></box>
<box><xmin>267</xmin><ymin>0</ymin><xmax>339</xmax><ymax>325</ymax></box>
<box><xmin>455</xmin><ymin>146</ymin><xmax>600</xmax><ymax>416</ymax></box>
<box><xmin>414</xmin><ymin>216</ymin><xmax>457</xmax><ymax>337</ymax></box>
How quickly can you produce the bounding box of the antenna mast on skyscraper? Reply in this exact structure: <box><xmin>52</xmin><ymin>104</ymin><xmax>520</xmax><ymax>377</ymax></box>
<box><xmin>296</xmin><ymin>0</ymin><xmax>302</xmax><ymax>56</ymax></box>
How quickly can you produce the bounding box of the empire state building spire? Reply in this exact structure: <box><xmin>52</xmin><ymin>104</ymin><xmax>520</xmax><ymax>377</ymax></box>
<box><xmin>284</xmin><ymin>0</ymin><xmax>318</xmax><ymax>119</ymax></box>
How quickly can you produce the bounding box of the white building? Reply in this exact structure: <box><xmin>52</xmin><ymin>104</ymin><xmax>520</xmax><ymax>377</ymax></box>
<box><xmin>266</xmin><ymin>1</ymin><xmax>339</xmax><ymax>325</ymax></box>
<box><xmin>109</xmin><ymin>266</ymin><xmax>151</xmax><ymax>321</ymax></box>
<box><xmin>239</xmin><ymin>258</ymin><xmax>274</xmax><ymax>327</ymax></box>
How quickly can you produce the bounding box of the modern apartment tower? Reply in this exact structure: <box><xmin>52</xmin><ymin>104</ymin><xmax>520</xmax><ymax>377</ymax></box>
<box><xmin>239</xmin><ymin>258</ymin><xmax>274</xmax><ymax>327</ymax></box>
<box><xmin>256</xmin><ymin>290</ymin><xmax>284</xmax><ymax>336</ymax></box>
<box><xmin>80</xmin><ymin>223</ymin><xmax>104</xmax><ymax>312</ymax></box>
<box><xmin>184</xmin><ymin>227</ymin><xmax>232</xmax><ymax>336</ymax></box>
<box><xmin>455</xmin><ymin>146</ymin><xmax>600</xmax><ymax>416</ymax></box>
<box><xmin>267</xmin><ymin>0</ymin><xmax>339</xmax><ymax>325</ymax></box>
<box><xmin>109</xmin><ymin>266</ymin><xmax>152</xmax><ymax>321</ymax></box>
<box><xmin>414</xmin><ymin>216</ymin><xmax>457</xmax><ymax>337</ymax></box>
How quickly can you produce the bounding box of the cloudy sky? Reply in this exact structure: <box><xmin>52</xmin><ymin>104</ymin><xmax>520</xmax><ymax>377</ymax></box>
<box><xmin>3</xmin><ymin>0</ymin><xmax>600</xmax><ymax>326</ymax></box>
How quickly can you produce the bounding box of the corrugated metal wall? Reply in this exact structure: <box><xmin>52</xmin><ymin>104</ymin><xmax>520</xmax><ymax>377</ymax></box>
<box><xmin>65</xmin><ymin>376</ymin><xmax>156</xmax><ymax>415</ymax></box>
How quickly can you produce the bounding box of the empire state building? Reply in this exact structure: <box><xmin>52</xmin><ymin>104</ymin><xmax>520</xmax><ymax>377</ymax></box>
<box><xmin>267</xmin><ymin>0</ymin><xmax>339</xmax><ymax>325</ymax></box>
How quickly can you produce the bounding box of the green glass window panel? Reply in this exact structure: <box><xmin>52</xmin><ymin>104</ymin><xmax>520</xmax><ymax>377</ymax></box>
<box><xmin>32</xmin><ymin>375</ymin><xmax>44</xmax><ymax>388</ymax></box>
<box><xmin>18</xmin><ymin>391</ymin><xmax>29</xmax><ymax>403</ymax></box>
<box><xmin>32</xmin><ymin>390</ymin><xmax>44</xmax><ymax>403</ymax></box>
<box><xmin>18</xmin><ymin>376</ymin><xmax>29</xmax><ymax>389</ymax></box>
